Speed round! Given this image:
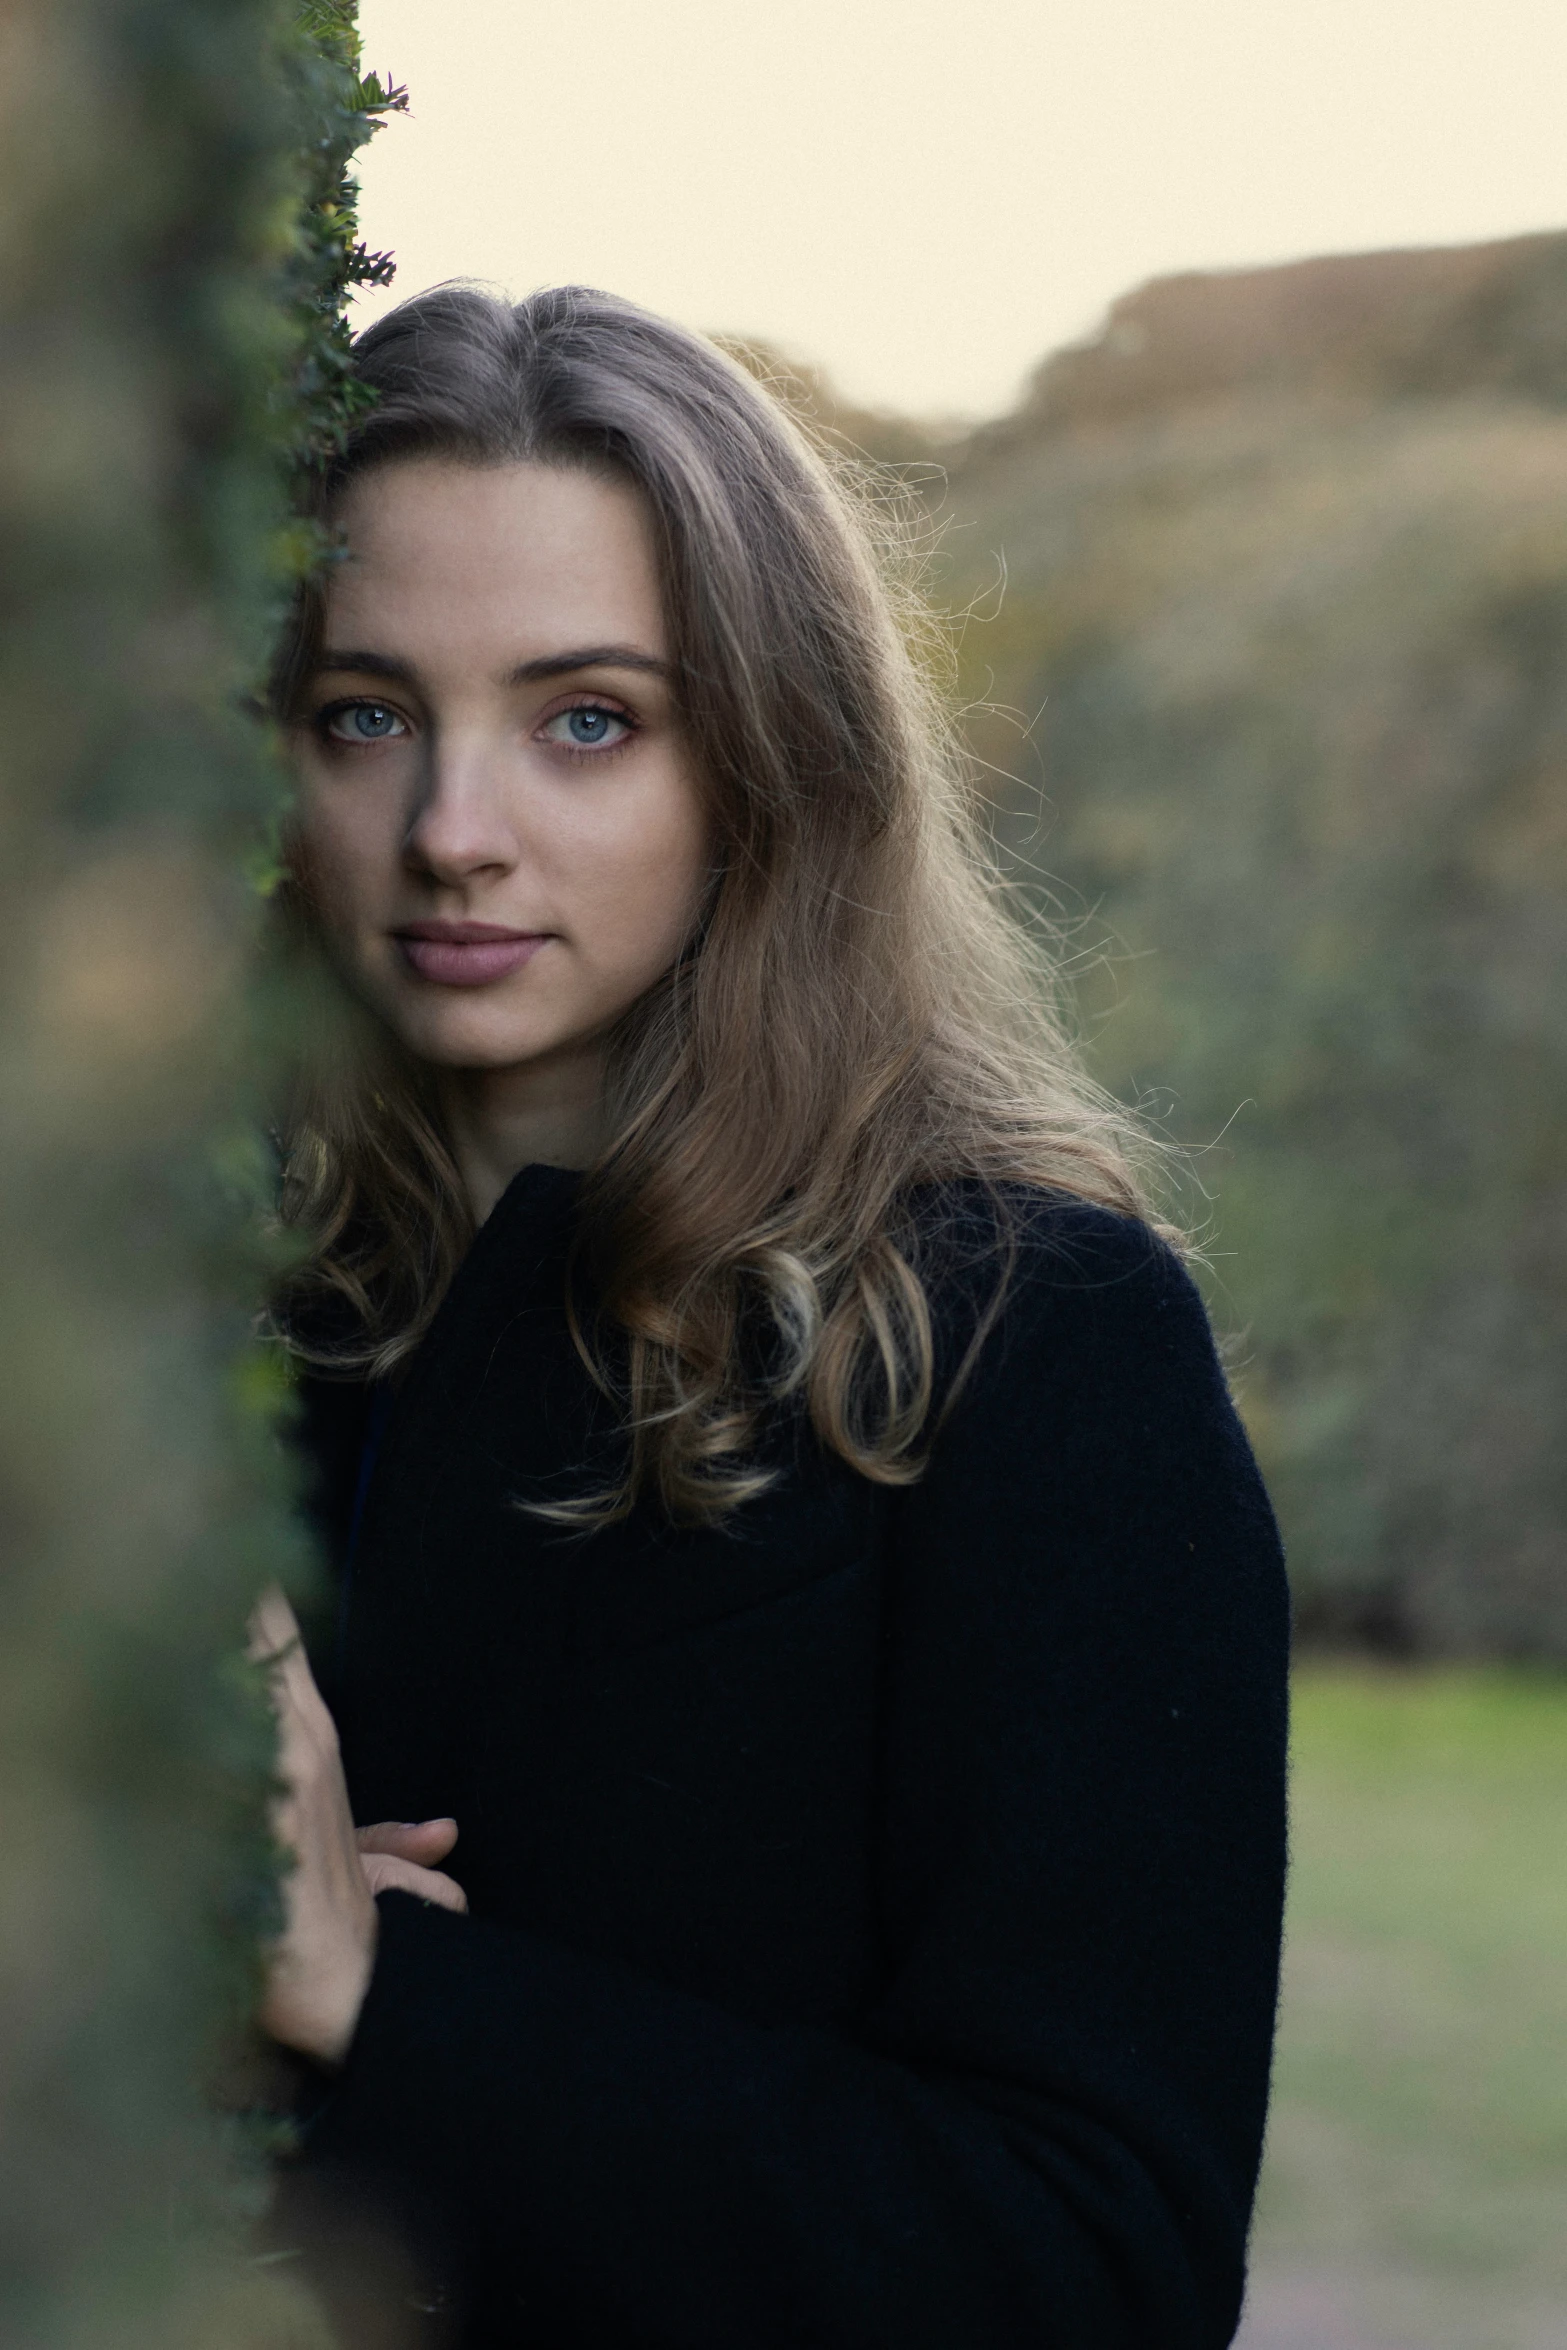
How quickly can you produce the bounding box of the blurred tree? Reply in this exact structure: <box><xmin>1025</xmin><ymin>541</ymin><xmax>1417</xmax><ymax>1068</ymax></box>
<box><xmin>929</xmin><ymin>237</ymin><xmax>1567</xmax><ymax>1655</ymax></box>
<box><xmin>0</xmin><ymin>1</ymin><xmax>399</xmax><ymax>2341</ymax></box>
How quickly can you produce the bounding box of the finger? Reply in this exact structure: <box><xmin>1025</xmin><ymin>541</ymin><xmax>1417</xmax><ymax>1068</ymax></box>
<box><xmin>359</xmin><ymin>1854</ymin><xmax>468</xmax><ymax>1914</ymax></box>
<box><xmin>356</xmin><ymin>1819</ymin><xmax>459</xmax><ymax>1864</ymax></box>
<box><xmin>248</xmin><ymin>1593</ymin><xmax>340</xmax><ymax>1766</ymax></box>
<box><xmin>247</xmin><ymin>1585</ymin><xmax>301</xmax><ymax>1666</ymax></box>
<box><xmin>249</xmin><ymin>1593</ymin><xmax>339</xmax><ymax>1768</ymax></box>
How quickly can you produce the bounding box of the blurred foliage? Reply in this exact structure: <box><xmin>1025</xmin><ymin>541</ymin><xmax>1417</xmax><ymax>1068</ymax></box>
<box><xmin>903</xmin><ymin>234</ymin><xmax>1567</xmax><ymax>1658</ymax></box>
<box><xmin>0</xmin><ymin>0</ymin><xmax>395</xmax><ymax>2342</ymax></box>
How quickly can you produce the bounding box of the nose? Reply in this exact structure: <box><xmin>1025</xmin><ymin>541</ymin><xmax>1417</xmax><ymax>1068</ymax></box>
<box><xmin>402</xmin><ymin>734</ymin><xmax>518</xmax><ymax>888</ymax></box>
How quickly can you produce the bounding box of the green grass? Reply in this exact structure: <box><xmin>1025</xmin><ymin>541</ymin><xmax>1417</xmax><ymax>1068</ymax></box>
<box><xmin>1248</xmin><ymin>1666</ymin><xmax>1567</xmax><ymax>2345</ymax></box>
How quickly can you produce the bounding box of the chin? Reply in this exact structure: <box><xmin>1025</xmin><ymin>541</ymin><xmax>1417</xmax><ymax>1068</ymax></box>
<box><xmin>395</xmin><ymin>1007</ymin><xmax>558</xmax><ymax>1069</ymax></box>
<box><xmin>399</xmin><ymin>1019</ymin><xmax>552</xmax><ymax>1076</ymax></box>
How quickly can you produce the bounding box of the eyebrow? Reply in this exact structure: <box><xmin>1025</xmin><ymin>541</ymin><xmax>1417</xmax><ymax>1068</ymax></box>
<box><xmin>315</xmin><ymin>644</ymin><xmax>671</xmax><ymax>686</ymax></box>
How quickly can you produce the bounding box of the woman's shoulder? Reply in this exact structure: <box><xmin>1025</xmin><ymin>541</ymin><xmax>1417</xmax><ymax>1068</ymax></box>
<box><xmin>912</xmin><ymin>1177</ymin><xmax>1189</xmax><ymax>1309</ymax></box>
<box><xmin>908</xmin><ymin>1178</ymin><xmax>1222</xmax><ymax>1417</ymax></box>
<box><xmin>909</xmin><ymin>1182</ymin><xmax>1280</xmax><ymax>1586</ymax></box>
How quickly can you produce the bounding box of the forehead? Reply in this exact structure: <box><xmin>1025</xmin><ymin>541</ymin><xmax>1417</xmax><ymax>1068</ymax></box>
<box><xmin>324</xmin><ymin>458</ymin><xmax>666</xmax><ymax>659</ymax></box>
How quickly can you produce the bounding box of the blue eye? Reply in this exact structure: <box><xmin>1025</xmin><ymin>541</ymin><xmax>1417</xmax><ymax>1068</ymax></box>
<box><xmin>543</xmin><ymin>703</ymin><xmax>632</xmax><ymax>752</ymax></box>
<box><xmin>325</xmin><ymin>701</ymin><xmax>407</xmax><ymax>743</ymax></box>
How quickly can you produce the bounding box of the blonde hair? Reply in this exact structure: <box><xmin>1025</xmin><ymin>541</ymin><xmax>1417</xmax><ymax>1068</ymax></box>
<box><xmin>274</xmin><ymin>284</ymin><xmax>1157</xmax><ymax>1526</ymax></box>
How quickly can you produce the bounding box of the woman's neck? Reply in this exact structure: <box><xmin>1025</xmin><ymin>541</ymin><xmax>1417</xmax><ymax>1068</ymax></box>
<box><xmin>440</xmin><ymin>1048</ymin><xmax>607</xmax><ymax>1224</ymax></box>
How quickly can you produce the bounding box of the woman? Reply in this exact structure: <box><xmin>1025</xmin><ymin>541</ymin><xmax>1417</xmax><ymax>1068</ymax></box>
<box><xmin>258</xmin><ymin>283</ymin><xmax>1289</xmax><ymax>2349</ymax></box>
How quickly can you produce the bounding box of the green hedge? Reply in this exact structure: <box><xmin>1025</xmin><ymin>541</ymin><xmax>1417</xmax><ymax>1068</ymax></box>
<box><xmin>0</xmin><ymin>2</ymin><xmax>398</xmax><ymax>2339</ymax></box>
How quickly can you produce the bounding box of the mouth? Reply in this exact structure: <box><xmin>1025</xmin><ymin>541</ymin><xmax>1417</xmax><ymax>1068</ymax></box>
<box><xmin>392</xmin><ymin>920</ymin><xmax>551</xmax><ymax>987</ymax></box>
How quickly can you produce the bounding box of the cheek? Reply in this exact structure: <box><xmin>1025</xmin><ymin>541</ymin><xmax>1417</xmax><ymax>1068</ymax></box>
<box><xmin>573</xmin><ymin>773</ymin><xmax>711</xmax><ymax>968</ymax></box>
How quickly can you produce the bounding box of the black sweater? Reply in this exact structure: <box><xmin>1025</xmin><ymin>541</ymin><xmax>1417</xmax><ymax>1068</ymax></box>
<box><xmin>285</xmin><ymin>1167</ymin><xmax>1289</xmax><ymax>2349</ymax></box>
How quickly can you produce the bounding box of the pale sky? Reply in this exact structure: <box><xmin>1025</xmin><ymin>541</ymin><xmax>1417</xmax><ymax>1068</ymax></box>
<box><xmin>354</xmin><ymin>0</ymin><xmax>1567</xmax><ymax>420</ymax></box>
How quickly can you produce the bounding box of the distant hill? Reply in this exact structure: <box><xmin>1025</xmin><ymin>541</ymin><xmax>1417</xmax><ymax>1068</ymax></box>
<box><xmin>989</xmin><ymin>229</ymin><xmax>1567</xmax><ymax>438</ymax></box>
<box><xmin>738</xmin><ymin>230</ymin><xmax>1567</xmax><ymax>464</ymax></box>
<box><xmin>741</xmin><ymin>231</ymin><xmax>1567</xmax><ymax>1656</ymax></box>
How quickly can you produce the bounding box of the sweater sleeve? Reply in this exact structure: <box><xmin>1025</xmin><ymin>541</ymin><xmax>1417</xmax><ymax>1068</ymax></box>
<box><xmin>294</xmin><ymin>1213</ymin><xmax>1290</xmax><ymax>2349</ymax></box>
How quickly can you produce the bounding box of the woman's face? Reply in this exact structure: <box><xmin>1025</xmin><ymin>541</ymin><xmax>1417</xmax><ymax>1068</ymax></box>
<box><xmin>290</xmin><ymin>458</ymin><xmax>710</xmax><ymax>1077</ymax></box>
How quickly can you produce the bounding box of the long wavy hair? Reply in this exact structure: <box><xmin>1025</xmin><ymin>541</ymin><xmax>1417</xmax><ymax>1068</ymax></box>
<box><xmin>272</xmin><ymin>284</ymin><xmax>1158</xmax><ymax>1526</ymax></box>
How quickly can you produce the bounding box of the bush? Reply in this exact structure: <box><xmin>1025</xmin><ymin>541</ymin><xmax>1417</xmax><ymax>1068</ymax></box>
<box><xmin>0</xmin><ymin>1</ymin><xmax>399</xmax><ymax>2337</ymax></box>
<box><xmin>936</xmin><ymin>248</ymin><xmax>1567</xmax><ymax>1654</ymax></box>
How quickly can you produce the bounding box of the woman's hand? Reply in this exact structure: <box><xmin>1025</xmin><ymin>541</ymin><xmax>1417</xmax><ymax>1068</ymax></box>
<box><xmin>251</xmin><ymin>1587</ymin><xmax>467</xmax><ymax>2068</ymax></box>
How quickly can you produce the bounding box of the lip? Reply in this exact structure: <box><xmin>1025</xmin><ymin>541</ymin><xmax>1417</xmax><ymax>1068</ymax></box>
<box><xmin>393</xmin><ymin>921</ymin><xmax>550</xmax><ymax>987</ymax></box>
